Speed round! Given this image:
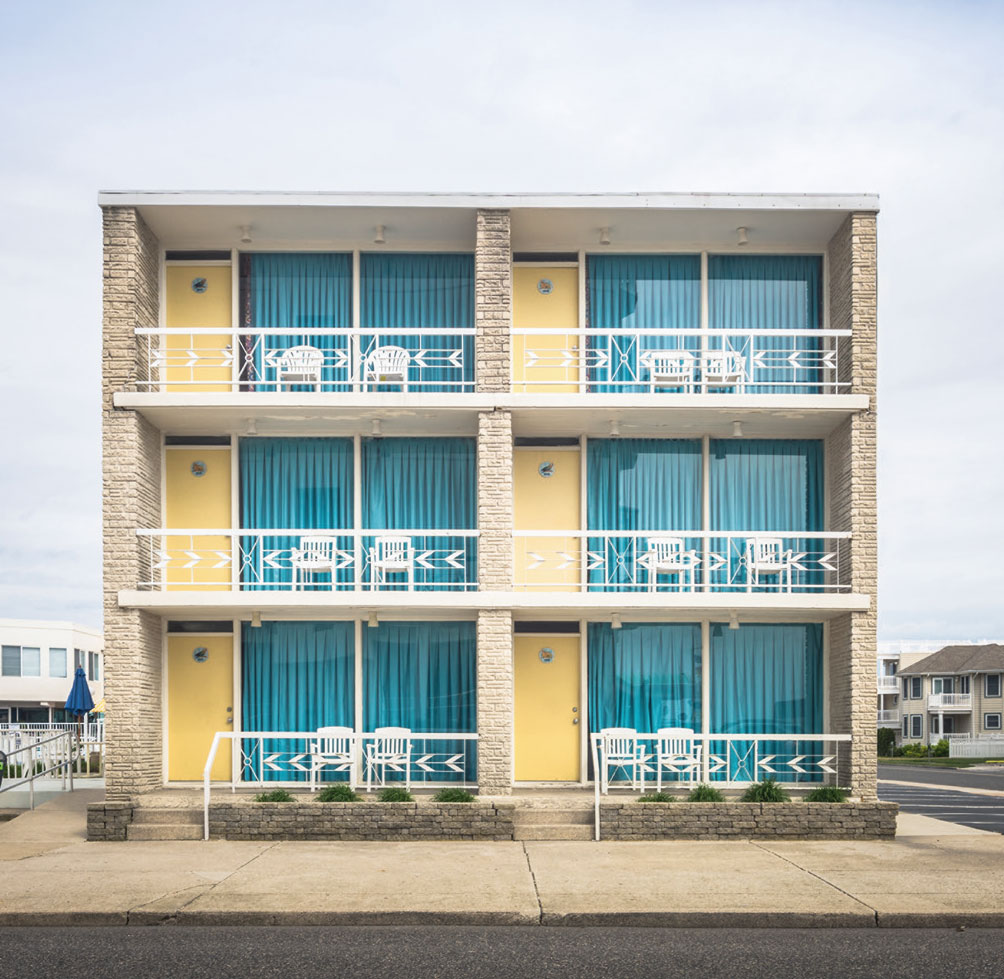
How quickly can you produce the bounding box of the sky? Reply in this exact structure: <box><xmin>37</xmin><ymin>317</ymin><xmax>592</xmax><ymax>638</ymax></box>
<box><xmin>0</xmin><ymin>0</ymin><xmax>1001</xmax><ymax>639</ymax></box>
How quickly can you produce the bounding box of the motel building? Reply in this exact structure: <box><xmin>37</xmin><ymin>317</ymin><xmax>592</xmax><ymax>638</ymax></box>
<box><xmin>100</xmin><ymin>191</ymin><xmax>878</xmax><ymax>809</ymax></box>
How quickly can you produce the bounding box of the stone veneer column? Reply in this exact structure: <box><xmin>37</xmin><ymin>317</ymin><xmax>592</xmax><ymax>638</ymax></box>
<box><xmin>826</xmin><ymin>212</ymin><xmax>878</xmax><ymax>799</ymax></box>
<box><xmin>102</xmin><ymin>206</ymin><xmax>164</xmax><ymax>801</ymax></box>
<box><xmin>475</xmin><ymin>209</ymin><xmax>511</xmax><ymax>393</ymax></box>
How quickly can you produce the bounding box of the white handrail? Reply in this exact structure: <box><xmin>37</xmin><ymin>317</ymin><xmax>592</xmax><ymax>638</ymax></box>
<box><xmin>0</xmin><ymin>731</ymin><xmax>75</xmax><ymax>809</ymax></box>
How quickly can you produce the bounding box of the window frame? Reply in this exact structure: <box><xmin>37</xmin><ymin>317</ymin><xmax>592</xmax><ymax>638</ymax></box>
<box><xmin>984</xmin><ymin>713</ymin><xmax>1002</xmax><ymax>731</ymax></box>
<box><xmin>986</xmin><ymin>674</ymin><xmax>1002</xmax><ymax>698</ymax></box>
<box><xmin>49</xmin><ymin>647</ymin><xmax>67</xmax><ymax>678</ymax></box>
<box><xmin>2</xmin><ymin>645</ymin><xmax>21</xmax><ymax>677</ymax></box>
<box><xmin>910</xmin><ymin>714</ymin><xmax>923</xmax><ymax>739</ymax></box>
<box><xmin>909</xmin><ymin>676</ymin><xmax>922</xmax><ymax>700</ymax></box>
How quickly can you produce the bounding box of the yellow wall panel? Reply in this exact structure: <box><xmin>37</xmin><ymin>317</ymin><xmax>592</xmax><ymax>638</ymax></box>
<box><xmin>165</xmin><ymin>265</ymin><xmax>232</xmax><ymax>391</ymax></box>
<box><xmin>512</xmin><ymin>267</ymin><xmax>579</xmax><ymax>393</ymax></box>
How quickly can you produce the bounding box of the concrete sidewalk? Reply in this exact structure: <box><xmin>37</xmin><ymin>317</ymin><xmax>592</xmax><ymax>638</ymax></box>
<box><xmin>2</xmin><ymin>794</ymin><xmax>1003</xmax><ymax>928</ymax></box>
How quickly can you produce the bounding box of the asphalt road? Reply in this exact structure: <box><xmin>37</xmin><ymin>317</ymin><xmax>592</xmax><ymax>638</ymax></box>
<box><xmin>879</xmin><ymin>763</ymin><xmax>1004</xmax><ymax>791</ymax></box>
<box><xmin>878</xmin><ymin>781</ymin><xmax>1004</xmax><ymax>833</ymax></box>
<box><xmin>0</xmin><ymin>926</ymin><xmax>1001</xmax><ymax>979</ymax></box>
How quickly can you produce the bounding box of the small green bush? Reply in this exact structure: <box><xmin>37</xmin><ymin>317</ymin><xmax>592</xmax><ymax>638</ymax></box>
<box><xmin>877</xmin><ymin>727</ymin><xmax>897</xmax><ymax>757</ymax></box>
<box><xmin>254</xmin><ymin>789</ymin><xmax>294</xmax><ymax>802</ymax></box>
<box><xmin>933</xmin><ymin>738</ymin><xmax>950</xmax><ymax>758</ymax></box>
<box><xmin>377</xmin><ymin>787</ymin><xmax>414</xmax><ymax>802</ymax></box>
<box><xmin>316</xmin><ymin>783</ymin><xmax>361</xmax><ymax>802</ymax></box>
<box><xmin>804</xmin><ymin>786</ymin><xmax>848</xmax><ymax>803</ymax></box>
<box><xmin>637</xmin><ymin>792</ymin><xmax>676</xmax><ymax>803</ymax></box>
<box><xmin>740</xmin><ymin>777</ymin><xmax>790</xmax><ymax>803</ymax></box>
<box><xmin>432</xmin><ymin>788</ymin><xmax>475</xmax><ymax>803</ymax></box>
<box><xmin>901</xmin><ymin>742</ymin><xmax>929</xmax><ymax>758</ymax></box>
<box><xmin>688</xmin><ymin>784</ymin><xmax>726</xmax><ymax>802</ymax></box>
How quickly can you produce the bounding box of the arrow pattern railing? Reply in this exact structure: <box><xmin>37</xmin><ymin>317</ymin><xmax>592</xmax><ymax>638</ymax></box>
<box><xmin>514</xmin><ymin>531</ymin><xmax>850</xmax><ymax>592</ymax></box>
<box><xmin>136</xmin><ymin>327</ymin><xmax>475</xmax><ymax>392</ymax></box>
<box><xmin>137</xmin><ymin>529</ymin><xmax>479</xmax><ymax>592</ymax></box>
<box><xmin>513</xmin><ymin>328</ymin><xmax>849</xmax><ymax>393</ymax></box>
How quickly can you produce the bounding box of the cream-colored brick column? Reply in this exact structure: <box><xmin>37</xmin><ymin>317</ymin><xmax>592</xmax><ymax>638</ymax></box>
<box><xmin>102</xmin><ymin>206</ymin><xmax>164</xmax><ymax>800</ymax></box>
<box><xmin>475</xmin><ymin>209</ymin><xmax>511</xmax><ymax>393</ymax></box>
<box><xmin>826</xmin><ymin>212</ymin><xmax>878</xmax><ymax>799</ymax></box>
<box><xmin>478</xmin><ymin>409</ymin><xmax>513</xmax><ymax>590</ymax></box>
<box><xmin>477</xmin><ymin>609</ymin><xmax>513</xmax><ymax>794</ymax></box>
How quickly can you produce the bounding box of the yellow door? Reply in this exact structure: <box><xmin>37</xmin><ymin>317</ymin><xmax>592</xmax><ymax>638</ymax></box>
<box><xmin>168</xmin><ymin>634</ymin><xmax>233</xmax><ymax>781</ymax></box>
<box><xmin>512</xmin><ymin>266</ymin><xmax>579</xmax><ymax>393</ymax></box>
<box><xmin>165</xmin><ymin>264</ymin><xmax>232</xmax><ymax>391</ymax></box>
<box><xmin>513</xmin><ymin>448</ymin><xmax>581</xmax><ymax>591</ymax></box>
<box><xmin>514</xmin><ymin>635</ymin><xmax>580</xmax><ymax>781</ymax></box>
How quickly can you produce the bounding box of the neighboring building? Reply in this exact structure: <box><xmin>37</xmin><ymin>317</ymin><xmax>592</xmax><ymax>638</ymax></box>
<box><xmin>99</xmin><ymin>191</ymin><xmax>878</xmax><ymax>800</ymax></box>
<box><xmin>0</xmin><ymin>619</ymin><xmax>103</xmax><ymax>724</ymax></box>
<box><xmin>895</xmin><ymin>644</ymin><xmax>1004</xmax><ymax>743</ymax></box>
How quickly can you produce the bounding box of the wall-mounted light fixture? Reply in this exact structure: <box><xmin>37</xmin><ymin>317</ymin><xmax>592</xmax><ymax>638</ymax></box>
<box><xmin>729</xmin><ymin>612</ymin><xmax>740</xmax><ymax>630</ymax></box>
<box><xmin>599</xmin><ymin>227</ymin><xmax>611</xmax><ymax>246</ymax></box>
<box><xmin>611</xmin><ymin>613</ymin><xmax>622</xmax><ymax>630</ymax></box>
<box><xmin>251</xmin><ymin>611</ymin><xmax>262</xmax><ymax>628</ymax></box>
<box><xmin>239</xmin><ymin>226</ymin><xmax>253</xmax><ymax>244</ymax></box>
<box><xmin>371</xmin><ymin>418</ymin><xmax>382</xmax><ymax>436</ymax></box>
<box><xmin>736</xmin><ymin>227</ymin><xmax>749</xmax><ymax>246</ymax></box>
<box><xmin>732</xmin><ymin>420</ymin><xmax>743</xmax><ymax>438</ymax></box>
<box><xmin>609</xmin><ymin>419</ymin><xmax>620</xmax><ymax>437</ymax></box>
<box><xmin>368</xmin><ymin>611</ymin><xmax>379</xmax><ymax>628</ymax></box>
<box><xmin>374</xmin><ymin>225</ymin><xmax>386</xmax><ymax>245</ymax></box>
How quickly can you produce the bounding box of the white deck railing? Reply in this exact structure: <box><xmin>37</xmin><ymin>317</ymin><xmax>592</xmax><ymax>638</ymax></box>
<box><xmin>514</xmin><ymin>530</ymin><xmax>850</xmax><ymax>593</ymax></box>
<box><xmin>135</xmin><ymin>327</ymin><xmax>476</xmax><ymax>393</ymax></box>
<box><xmin>136</xmin><ymin>528</ymin><xmax>479</xmax><ymax>592</ymax></box>
<box><xmin>0</xmin><ymin>731</ymin><xmax>75</xmax><ymax>808</ymax></box>
<box><xmin>876</xmin><ymin>676</ymin><xmax>899</xmax><ymax>692</ymax></box>
<box><xmin>876</xmin><ymin>710</ymin><xmax>900</xmax><ymax>725</ymax></box>
<box><xmin>928</xmin><ymin>693</ymin><xmax>972</xmax><ymax>709</ymax></box>
<box><xmin>513</xmin><ymin>327</ymin><xmax>850</xmax><ymax>394</ymax></box>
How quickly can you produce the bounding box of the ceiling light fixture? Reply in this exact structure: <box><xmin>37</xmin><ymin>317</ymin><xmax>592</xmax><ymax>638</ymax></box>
<box><xmin>368</xmin><ymin>611</ymin><xmax>379</xmax><ymax>628</ymax></box>
<box><xmin>729</xmin><ymin>612</ymin><xmax>740</xmax><ymax>631</ymax></box>
<box><xmin>736</xmin><ymin>226</ymin><xmax>749</xmax><ymax>246</ymax></box>
<box><xmin>611</xmin><ymin>613</ymin><xmax>622</xmax><ymax>630</ymax></box>
<box><xmin>371</xmin><ymin>418</ymin><xmax>382</xmax><ymax>436</ymax></box>
<box><xmin>374</xmin><ymin>224</ymin><xmax>386</xmax><ymax>245</ymax></box>
<box><xmin>246</xmin><ymin>418</ymin><xmax>257</xmax><ymax>436</ymax></box>
<box><xmin>251</xmin><ymin>611</ymin><xmax>262</xmax><ymax>628</ymax></box>
<box><xmin>609</xmin><ymin>419</ymin><xmax>620</xmax><ymax>437</ymax></box>
<box><xmin>732</xmin><ymin>420</ymin><xmax>743</xmax><ymax>438</ymax></box>
<box><xmin>599</xmin><ymin>227</ymin><xmax>611</xmax><ymax>246</ymax></box>
<box><xmin>239</xmin><ymin>225</ymin><xmax>253</xmax><ymax>244</ymax></box>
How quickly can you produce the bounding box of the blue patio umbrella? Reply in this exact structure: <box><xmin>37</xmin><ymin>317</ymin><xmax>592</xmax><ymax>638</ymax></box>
<box><xmin>65</xmin><ymin>666</ymin><xmax>94</xmax><ymax>717</ymax></box>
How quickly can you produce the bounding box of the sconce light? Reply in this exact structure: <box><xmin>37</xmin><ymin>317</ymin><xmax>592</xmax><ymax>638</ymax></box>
<box><xmin>611</xmin><ymin>613</ymin><xmax>622</xmax><ymax>631</ymax></box>
<box><xmin>251</xmin><ymin>611</ymin><xmax>262</xmax><ymax>628</ymax></box>
<box><xmin>374</xmin><ymin>225</ymin><xmax>386</xmax><ymax>245</ymax></box>
<box><xmin>368</xmin><ymin>611</ymin><xmax>379</xmax><ymax>628</ymax></box>
<box><xmin>729</xmin><ymin>612</ymin><xmax>740</xmax><ymax>631</ymax></box>
<box><xmin>736</xmin><ymin>227</ymin><xmax>749</xmax><ymax>246</ymax></box>
<box><xmin>732</xmin><ymin>420</ymin><xmax>743</xmax><ymax>438</ymax></box>
<box><xmin>239</xmin><ymin>226</ymin><xmax>253</xmax><ymax>244</ymax></box>
<box><xmin>371</xmin><ymin>418</ymin><xmax>382</xmax><ymax>436</ymax></box>
<box><xmin>609</xmin><ymin>419</ymin><xmax>620</xmax><ymax>437</ymax></box>
<box><xmin>599</xmin><ymin>227</ymin><xmax>611</xmax><ymax>246</ymax></box>
<box><xmin>246</xmin><ymin>417</ymin><xmax>257</xmax><ymax>436</ymax></box>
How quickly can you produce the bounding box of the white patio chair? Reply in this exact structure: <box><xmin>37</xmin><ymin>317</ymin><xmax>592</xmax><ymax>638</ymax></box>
<box><xmin>275</xmin><ymin>344</ymin><xmax>324</xmax><ymax>391</ymax></box>
<box><xmin>645</xmin><ymin>536</ymin><xmax>699</xmax><ymax>592</ymax></box>
<box><xmin>655</xmin><ymin>727</ymin><xmax>702</xmax><ymax>792</ymax></box>
<box><xmin>369</xmin><ymin>535</ymin><xmax>414</xmax><ymax>590</ymax></box>
<box><xmin>362</xmin><ymin>345</ymin><xmax>410</xmax><ymax>390</ymax></box>
<box><xmin>745</xmin><ymin>536</ymin><xmax>794</xmax><ymax>593</ymax></box>
<box><xmin>701</xmin><ymin>349</ymin><xmax>746</xmax><ymax>392</ymax></box>
<box><xmin>641</xmin><ymin>350</ymin><xmax>696</xmax><ymax>393</ymax></box>
<box><xmin>290</xmin><ymin>536</ymin><xmax>339</xmax><ymax>590</ymax></box>
<box><xmin>599</xmin><ymin>727</ymin><xmax>644</xmax><ymax>794</ymax></box>
<box><xmin>366</xmin><ymin>726</ymin><xmax>412</xmax><ymax>791</ymax></box>
<box><xmin>309</xmin><ymin>725</ymin><xmax>356</xmax><ymax>792</ymax></box>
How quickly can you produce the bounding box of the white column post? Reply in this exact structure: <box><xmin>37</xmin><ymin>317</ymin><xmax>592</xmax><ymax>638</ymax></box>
<box><xmin>701</xmin><ymin>619</ymin><xmax>711</xmax><ymax>783</ymax></box>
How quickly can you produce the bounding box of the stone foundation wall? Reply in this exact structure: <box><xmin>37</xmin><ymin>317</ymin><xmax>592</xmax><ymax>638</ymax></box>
<box><xmin>600</xmin><ymin>802</ymin><xmax>896</xmax><ymax>840</ymax></box>
<box><xmin>87</xmin><ymin>802</ymin><xmax>134</xmax><ymax>841</ymax></box>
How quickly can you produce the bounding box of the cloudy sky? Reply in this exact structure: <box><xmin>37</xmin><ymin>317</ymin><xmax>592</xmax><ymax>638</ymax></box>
<box><xmin>0</xmin><ymin>0</ymin><xmax>1001</xmax><ymax>639</ymax></box>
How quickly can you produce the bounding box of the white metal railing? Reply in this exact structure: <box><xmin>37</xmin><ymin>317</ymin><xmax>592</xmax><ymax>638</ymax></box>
<box><xmin>590</xmin><ymin>732</ymin><xmax>852</xmax><ymax>840</ymax></box>
<box><xmin>876</xmin><ymin>710</ymin><xmax>900</xmax><ymax>725</ymax></box>
<box><xmin>136</xmin><ymin>528</ymin><xmax>479</xmax><ymax>592</ymax></box>
<box><xmin>202</xmin><ymin>730</ymin><xmax>478</xmax><ymax>840</ymax></box>
<box><xmin>0</xmin><ymin>721</ymin><xmax>104</xmax><ymax>740</ymax></box>
<box><xmin>513</xmin><ymin>327</ymin><xmax>850</xmax><ymax>394</ymax></box>
<box><xmin>0</xmin><ymin>731</ymin><xmax>75</xmax><ymax>808</ymax></box>
<box><xmin>513</xmin><ymin>530</ymin><xmax>850</xmax><ymax>593</ymax></box>
<box><xmin>136</xmin><ymin>327</ymin><xmax>476</xmax><ymax>393</ymax></box>
<box><xmin>876</xmin><ymin>676</ymin><xmax>899</xmax><ymax>692</ymax></box>
<box><xmin>0</xmin><ymin>727</ymin><xmax>104</xmax><ymax>778</ymax></box>
<box><xmin>950</xmin><ymin>736</ymin><xmax>1004</xmax><ymax>758</ymax></box>
<box><xmin>928</xmin><ymin>693</ymin><xmax>972</xmax><ymax>709</ymax></box>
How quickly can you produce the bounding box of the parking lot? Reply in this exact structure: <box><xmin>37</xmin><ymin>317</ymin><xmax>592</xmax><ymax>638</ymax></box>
<box><xmin>879</xmin><ymin>781</ymin><xmax>1004</xmax><ymax>834</ymax></box>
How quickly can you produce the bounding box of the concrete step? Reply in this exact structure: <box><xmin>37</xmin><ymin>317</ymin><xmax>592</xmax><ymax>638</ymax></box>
<box><xmin>513</xmin><ymin>824</ymin><xmax>594</xmax><ymax>841</ymax></box>
<box><xmin>132</xmin><ymin>808</ymin><xmax>202</xmax><ymax>825</ymax></box>
<box><xmin>512</xmin><ymin>808</ymin><xmax>592</xmax><ymax>826</ymax></box>
<box><xmin>127</xmin><ymin>823</ymin><xmax>203</xmax><ymax>841</ymax></box>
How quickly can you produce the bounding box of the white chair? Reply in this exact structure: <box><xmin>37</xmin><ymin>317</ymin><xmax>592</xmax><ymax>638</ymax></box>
<box><xmin>366</xmin><ymin>726</ymin><xmax>412</xmax><ymax>791</ymax></box>
<box><xmin>275</xmin><ymin>344</ymin><xmax>324</xmax><ymax>391</ymax></box>
<box><xmin>642</xmin><ymin>350</ymin><xmax>696</xmax><ymax>393</ymax></box>
<box><xmin>701</xmin><ymin>349</ymin><xmax>746</xmax><ymax>392</ymax></box>
<box><xmin>291</xmin><ymin>536</ymin><xmax>339</xmax><ymax>590</ymax></box>
<box><xmin>363</xmin><ymin>345</ymin><xmax>410</xmax><ymax>390</ymax></box>
<box><xmin>745</xmin><ymin>536</ymin><xmax>793</xmax><ymax>593</ymax></box>
<box><xmin>645</xmin><ymin>537</ymin><xmax>699</xmax><ymax>592</ymax></box>
<box><xmin>599</xmin><ymin>727</ymin><xmax>644</xmax><ymax>794</ymax></box>
<box><xmin>655</xmin><ymin>727</ymin><xmax>702</xmax><ymax>792</ymax></box>
<box><xmin>309</xmin><ymin>725</ymin><xmax>356</xmax><ymax>792</ymax></box>
<box><xmin>369</xmin><ymin>536</ymin><xmax>414</xmax><ymax>590</ymax></box>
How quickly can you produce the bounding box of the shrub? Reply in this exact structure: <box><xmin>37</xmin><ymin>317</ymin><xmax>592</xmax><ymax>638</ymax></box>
<box><xmin>316</xmin><ymin>783</ymin><xmax>361</xmax><ymax>802</ymax></box>
<box><xmin>688</xmin><ymin>784</ymin><xmax>726</xmax><ymax>802</ymax></box>
<box><xmin>637</xmin><ymin>792</ymin><xmax>675</xmax><ymax>803</ymax></box>
<box><xmin>933</xmin><ymin>738</ymin><xmax>950</xmax><ymax>758</ymax></box>
<box><xmin>740</xmin><ymin>777</ymin><xmax>790</xmax><ymax>803</ymax></box>
<box><xmin>377</xmin><ymin>787</ymin><xmax>414</xmax><ymax>802</ymax></box>
<box><xmin>902</xmin><ymin>742</ymin><xmax>929</xmax><ymax>758</ymax></box>
<box><xmin>877</xmin><ymin>727</ymin><xmax>897</xmax><ymax>757</ymax></box>
<box><xmin>804</xmin><ymin>786</ymin><xmax>848</xmax><ymax>803</ymax></box>
<box><xmin>254</xmin><ymin>789</ymin><xmax>294</xmax><ymax>802</ymax></box>
<box><xmin>432</xmin><ymin>788</ymin><xmax>475</xmax><ymax>803</ymax></box>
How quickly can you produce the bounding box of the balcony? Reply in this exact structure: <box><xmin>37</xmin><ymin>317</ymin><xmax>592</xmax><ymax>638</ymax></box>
<box><xmin>876</xmin><ymin>709</ymin><xmax>899</xmax><ymax>726</ymax></box>
<box><xmin>877</xmin><ymin>676</ymin><xmax>899</xmax><ymax>693</ymax></box>
<box><xmin>928</xmin><ymin>693</ymin><xmax>972</xmax><ymax>710</ymax></box>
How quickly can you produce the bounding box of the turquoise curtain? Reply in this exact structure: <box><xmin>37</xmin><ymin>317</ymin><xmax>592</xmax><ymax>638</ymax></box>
<box><xmin>240</xmin><ymin>438</ymin><xmax>354</xmax><ymax>589</ymax></box>
<box><xmin>709</xmin><ymin>439</ymin><xmax>823</xmax><ymax>591</ymax></box>
<box><xmin>709</xmin><ymin>255</ymin><xmax>822</xmax><ymax>394</ymax></box>
<box><xmin>587</xmin><ymin>255</ymin><xmax>701</xmax><ymax>392</ymax></box>
<box><xmin>360</xmin><ymin>253</ymin><xmax>474</xmax><ymax>392</ymax></box>
<box><xmin>709</xmin><ymin>623</ymin><xmax>823</xmax><ymax>783</ymax></box>
<box><xmin>245</xmin><ymin>253</ymin><xmax>352</xmax><ymax>391</ymax></box>
<box><xmin>241</xmin><ymin>621</ymin><xmax>354</xmax><ymax>782</ymax></box>
<box><xmin>362</xmin><ymin>437</ymin><xmax>476</xmax><ymax>589</ymax></box>
<box><xmin>363</xmin><ymin>621</ymin><xmax>477</xmax><ymax>782</ymax></box>
<box><xmin>587</xmin><ymin>439</ymin><xmax>702</xmax><ymax>590</ymax></box>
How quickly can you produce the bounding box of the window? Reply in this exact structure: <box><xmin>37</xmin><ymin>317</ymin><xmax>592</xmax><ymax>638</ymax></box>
<box><xmin>2</xmin><ymin>645</ymin><xmax>21</xmax><ymax>676</ymax></box>
<box><xmin>986</xmin><ymin>674</ymin><xmax>1002</xmax><ymax>698</ymax></box>
<box><xmin>910</xmin><ymin>677</ymin><xmax>922</xmax><ymax>699</ymax></box>
<box><xmin>911</xmin><ymin>715</ymin><xmax>923</xmax><ymax>739</ymax></box>
<box><xmin>930</xmin><ymin>715</ymin><xmax>939</xmax><ymax>735</ymax></box>
<box><xmin>902</xmin><ymin>678</ymin><xmax>910</xmax><ymax>698</ymax></box>
<box><xmin>960</xmin><ymin>676</ymin><xmax>970</xmax><ymax>694</ymax></box>
<box><xmin>985</xmin><ymin>713</ymin><xmax>1002</xmax><ymax>731</ymax></box>
<box><xmin>74</xmin><ymin>649</ymin><xmax>85</xmax><ymax>670</ymax></box>
<box><xmin>901</xmin><ymin>715</ymin><xmax>909</xmax><ymax>737</ymax></box>
<box><xmin>88</xmin><ymin>651</ymin><xmax>100</xmax><ymax>682</ymax></box>
<box><xmin>21</xmin><ymin>647</ymin><xmax>40</xmax><ymax>677</ymax></box>
<box><xmin>49</xmin><ymin>648</ymin><xmax>67</xmax><ymax>678</ymax></box>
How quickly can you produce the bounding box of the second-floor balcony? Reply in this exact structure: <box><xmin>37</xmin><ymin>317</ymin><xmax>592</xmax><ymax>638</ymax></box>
<box><xmin>876</xmin><ymin>709</ymin><xmax>900</xmax><ymax>725</ymax></box>
<box><xmin>877</xmin><ymin>676</ymin><xmax>899</xmax><ymax>693</ymax></box>
<box><xmin>928</xmin><ymin>693</ymin><xmax>972</xmax><ymax>710</ymax></box>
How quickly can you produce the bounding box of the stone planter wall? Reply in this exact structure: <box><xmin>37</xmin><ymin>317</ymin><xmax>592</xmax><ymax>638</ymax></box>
<box><xmin>87</xmin><ymin>801</ymin><xmax>133</xmax><ymax>841</ymax></box>
<box><xmin>599</xmin><ymin>802</ymin><xmax>897</xmax><ymax>840</ymax></box>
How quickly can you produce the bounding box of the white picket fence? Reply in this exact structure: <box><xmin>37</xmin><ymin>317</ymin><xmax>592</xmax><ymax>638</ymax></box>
<box><xmin>949</xmin><ymin>736</ymin><xmax>1004</xmax><ymax>758</ymax></box>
